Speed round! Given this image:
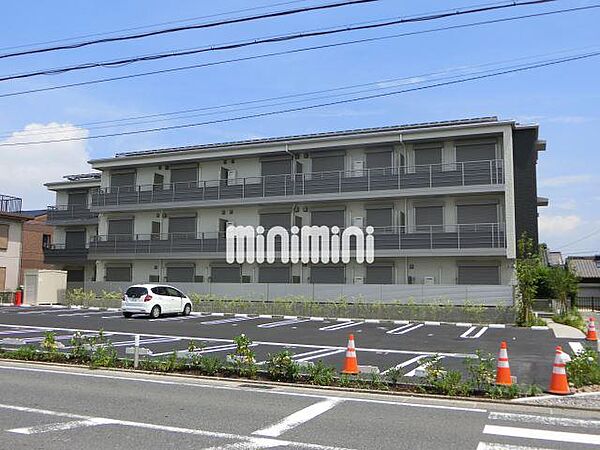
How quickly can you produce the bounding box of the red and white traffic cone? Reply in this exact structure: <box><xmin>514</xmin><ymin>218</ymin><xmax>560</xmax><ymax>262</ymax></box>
<box><xmin>548</xmin><ymin>346</ymin><xmax>571</xmax><ymax>395</ymax></box>
<box><xmin>586</xmin><ymin>317</ymin><xmax>598</xmax><ymax>342</ymax></box>
<box><xmin>341</xmin><ymin>334</ymin><xmax>359</xmax><ymax>375</ymax></box>
<box><xmin>495</xmin><ymin>341</ymin><xmax>512</xmax><ymax>386</ymax></box>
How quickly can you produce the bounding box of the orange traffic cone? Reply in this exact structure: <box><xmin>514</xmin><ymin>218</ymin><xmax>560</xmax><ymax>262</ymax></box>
<box><xmin>341</xmin><ymin>334</ymin><xmax>359</xmax><ymax>375</ymax></box>
<box><xmin>548</xmin><ymin>346</ymin><xmax>571</xmax><ymax>395</ymax></box>
<box><xmin>495</xmin><ymin>341</ymin><xmax>512</xmax><ymax>386</ymax></box>
<box><xmin>586</xmin><ymin>317</ymin><xmax>598</xmax><ymax>342</ymax></box>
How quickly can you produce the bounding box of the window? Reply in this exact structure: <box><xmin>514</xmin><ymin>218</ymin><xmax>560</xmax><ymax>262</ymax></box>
<box><xmin>258</xmin><ymin>266</ymin><xmax>290</xmax><ymax>283</ymax></box>
<box><xmin>105</xmin><ymin>266</ymin><xmax>132</xmax><ymax>282</ymax></box>
<box><xmin>211</xmin><ymin>266</ymin><xmax>241</xmax><ymax>283</ymax></box>
<box><xmin>414</xmin><ymin>146</ymin><xmax>442</xmax><ymax>166</ymax></box>
<box><xmin>311</xmin><ymin>154</ymin><xmax>344</xmax><ymax>173</ymax></box>
<box><xmin>366</xmin><ymin>208</ymin><xmax>393</xmax><ymax>228</ymax></box>
<box><xmin>110</xmin><ymin>171</ymin><xmax>135</xmax><ymax>190</ymax></box>
<box><xmin>311</xmin><ymin>210</ymin><xmax>344</xmax><ymax>227</ymax></box>
<box><xmin>151</xmin><ymin>286</ymin><xmax>168</xmax><ymax>296</ymax></box>
<box><xmin>415</xmin><ymin>206</ymin><xmax>443</xmax><ymax>230</ymax></box>
<box><xmin>457</xmin><ymin>265</ymin><xmax>500</xmax><ymax>285</ymax></box>
<box><xmin>457</xmin><ymin>204</ymin><xmax>498</xmax><ymax>224</ymax></box>
<box><xmin>65</xmin><ymin>230</ymin><xmax>85</xmax><ymax>249</ymax></box>
<box><xmin>311</xmin><ymin>265</ymin><xmax>344</xmax><ymax>284</ymax></box>
<box><xmin>166</xmin><ymin>266</ymin><xmax>195</xmax><ymax>282</ymax></box>
<box><xmin>0</xmin><ymin>224</ymin><xmax>8</xmax><ymax>250</ymax></box>
<box><xmin>168</xmin><ymin>216</ymin><xmax>196</xmax><ymax>238</ymax></box>
<box><xmin>366</xmin><ymin>150</ymin><xmax>392</xmax><ymax>169</ymax></box>
<box><xmin>366</xmin><ymin>265</ymin><xmax>394</xmax><ymax>284</ymax></box>
<box><xmin>107</xmin><ymin>219</ymin><xmax>134</xmax><ymax>240</ymax></box>
<box><xmin>126</xmin><ymin>286</ymin><xmax>147</xmax><ymax>298</ymax></box>
<box><xmin>42</xmin><ymin>234</ymin><xmax>51</xmax><ymax>249</ymax></box>
<box><xmin>67</xmin><ymin>192</ymin><xmax>88</xmax><ymax>206</ymax></box>
<box><xmin>165</xmin><ymin>287</ymin><xmax>183</xmax><ymax>297</ymax></box>
<box><xmin>260</xmin><ymin>212</ymin><xmax>291</xmax><ymax>229</ymax></box>
<box><xmin>261</xmin><ymin>159</ymin><xmax>291</xmax><ymax>176</ymax></box>
<box><xmin>455</xmin><ymin>142</ymin><xmax>496</xmax><ymax>162</ymax></box>
<box><xmin>170</xmin><ymin>166</ymin><xmax>198</xmax><ymax>185</ymax></box>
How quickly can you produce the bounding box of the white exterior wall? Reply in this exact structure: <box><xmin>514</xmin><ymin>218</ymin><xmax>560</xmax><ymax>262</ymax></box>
<box><xmin>0</xmin><ymin>220</ymin><xmax>23</xmax><ymax>290</ymax></box>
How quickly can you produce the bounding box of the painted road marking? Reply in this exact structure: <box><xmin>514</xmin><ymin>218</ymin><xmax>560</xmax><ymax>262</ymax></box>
<box><xmin>318</xmin><ymin>321</ymin><xmax>363</xmax><ymax>331</ymax></box>
<box><xmin>387</xmin><ymin>323</ymin><xmax>424</xmax><ymax>335</ymax></box>
<box><xmin>295</xmin><ymin>349</ymin><xmax>345</xmax><ymax>362</ymax></box>
<box><xmin>258</xmin><ymin>318</ymin><xmax>311</xmax><ymax>329</ymax></box>
<box><xmin>476</xmin><ymin>443</ymin><xmax>554</xmax><ymax>450</ymax></box>
<box><xmin>568</xmin><ymin>341</ymin><xmax>585</xmax><ymax>355</ymax></box>
<box><xmin>201</xmin><ymin>316</ymin><xmax>256</xmax><ymax>326</ymax></box>
<box><xmin>8</xmin><ymin>418</ymin><xmax>113</xmax><ymax>435</ymax></box>
<box><xmin>57</xmin><ymin>311</ymin><xmax>121</xmax><ymax>317</ymax></box>
<box><xmin>381</xmin><ymin>355</ymin><xmax>428</xmax><ymax>375</ymax></box>
<box><xmin>488</xmin><ymin>412</ymin><xmax>600</xmax><ymax>429</ymax></box>
<box><xmin>0</xmin><ymin>402</ymin><xmax>351</xmax><ymax>450</ymax></box>
<box><xmin>405</xmin><ymin>356</ymin><xmax>443</xmax><ymax>377</ymax></box>
<box><xmin>253</xmin><ymin>399</ymin><xmax>342</xmax><ymax>437</ymax></box>
<box><xmin>152</xmin><ymin>343</ymin><xmax>246</xmax><ymax>357</ymax></box>
<box><xmin>482</xmin><ymin>425</ymin><xmax>600</xmax><ymax>445</ymax></box>
<box><xmin>460</xmin><ymin>326</ymin><xmax>489</xmax><ymax>339</ymax></box>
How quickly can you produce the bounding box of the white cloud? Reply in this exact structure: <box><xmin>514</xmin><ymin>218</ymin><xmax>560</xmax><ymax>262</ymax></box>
<box><xmin>539</xmin><ymin>214</ymin><xmax>582</xmax><ymax>235</ymax></box>
<box><xmin>0</xmin><ymin>123</ymin><xmax>90</xmax><ymax>209</ymax></box>
<box><xmin>539</xmin><ymin>174</ymin><xmax>593</xmax><ymax>187</ymax></box>
<box><xmin>554</xmin><ymin>199</ymin><xmax>577</xmax><ymax>211</ymax></box>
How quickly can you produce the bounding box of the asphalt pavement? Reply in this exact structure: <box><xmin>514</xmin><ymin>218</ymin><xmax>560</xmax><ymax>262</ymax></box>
<box><xmin>0</xmin><ymin>360</ymin><xmax>598</xmax><ymax>449</ymax></box>
<box><xmin>0</xmin><ymin>305</ymin><xmax>596</xmax><ymax>386</ymax></box>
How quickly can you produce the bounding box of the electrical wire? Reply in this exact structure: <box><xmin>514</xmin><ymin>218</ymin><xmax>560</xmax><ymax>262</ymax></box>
<box><xmin>0</xmin><ymin>0</ymin><xmax>559</xmax><ymax>82</ymax></box>
<box><xmin>0</xmin><ymin>0</ymin><xmax>378</xmax><ymax>60</ymax></box>
<box><xmin>556</xmin><ymin>226</ymin><xmax>600</xmax><ymax>249</ymax></box>
<box><xmin>0</xmin><ymin>3</ymin><xmax>592</xmax><ymax>100</ymax></box>
<box><xmin>2</xmin><ymin>48</ymin><xmax>598</xmax><ymax>148</ymax></box>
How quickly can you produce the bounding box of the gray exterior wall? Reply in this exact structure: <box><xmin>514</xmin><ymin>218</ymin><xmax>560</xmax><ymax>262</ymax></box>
<box><xmin>512</xmin><ymin>128</ymin><xmax>540</xmax><ymax>245</ymax></box>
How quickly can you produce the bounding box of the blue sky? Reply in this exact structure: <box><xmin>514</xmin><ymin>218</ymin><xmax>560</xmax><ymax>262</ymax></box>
<box><xmin>0</xmin><ymin>0</ymin><xmax>598</xmax><ymax>255</ymax></box>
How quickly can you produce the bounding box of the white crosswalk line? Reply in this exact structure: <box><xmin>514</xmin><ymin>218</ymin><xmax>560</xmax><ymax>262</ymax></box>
<box><xmin>488</xmin><ymin>412</ymin><xmax>600</xmax><ymax>429</ymax></box>
<box><xmin>387</xmin><ymin>323</ymin><xmax>424</xmax><ymax>335</ymax></box>
<box><xmin>381</xmin><ymin>355</ymin><xmax>428</xmax><ymax>375</ymax></box>
<box><xmin>319</xmin><ymin>321</ymin><xmax>363</xmax><ymax>331</ymax></box>
<box><xmin>477</xmin><ymin>442</ymin><xmax>554</xmax><ymax>450</ymax></box>
<box><xmin>483</xmin><ymin>425</ymin><xmax>600</xmax><ymax>445</ymax></box>
<box><xmin>258</xmin><ymin>318</ymin><xmax>310</xmax><ymax>329</ymax></box>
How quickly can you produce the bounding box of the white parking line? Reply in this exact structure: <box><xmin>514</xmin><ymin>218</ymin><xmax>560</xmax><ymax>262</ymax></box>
<box><xmin>381</xmin><ymin>355</ymin><xmax>428</xmax><ymax>375</ymax></box>
<box><xmin>57</xmin><ymin>311</ymin><xmax>121</xmax><ymax>317</ymax></box>
<box><xmin>483</xmin><ymin>425</ymin><xmax>600</xmax><ymax>445</ymax></box>
<box><xmin>258</xmin><ymin>318</ymin><xmax>311</xmax><ymax>329</ymax></box>
<box><xmin>387</xmin><ymin>323</ymin><xmax>424</xmax><ymax>335</ymax></box>
<box><xmin>568</xmin><ymin>341</ymin><xmax>585</xmax><ymax>355</ymax></box>
<box><xmin>404</xmin><ymin>356</ymin><xmax>443</xmax><ymax>377</ymax></box>
<box><xmin>318</xmin><ymin>321</ymin><xmax>363</xmax><ymax>331</ymax></box>
<box><xmin>460</xmin><ymin>326</ymin><xmax>489</xmax><ymax>339</ymax></box>
<box><xmin>9</xmin><ymin>418</ymin><xmax>113</xmax><ymax>435</ymax></box>
<box><xmin>253</xmin><ymin>399</ymin><xmax>342</xmax><ymax>437</ymax></box>
<box><xmin>152</xmin><ymin>343</ymin><xmax>241</xmax><ymax>357</ymax></box>
<box><xmin>295</xmin><ymin>349</ymin><xmax>345</xmax><ymax>362</ymax></box>
<box><xmin>202</xmin><ymin>316</ymin><xmax>256</xmax><ymax>325</ymax></box>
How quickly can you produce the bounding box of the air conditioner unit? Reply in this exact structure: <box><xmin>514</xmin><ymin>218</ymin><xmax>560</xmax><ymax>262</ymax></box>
<box><xmin>353</xmin><ymin>276</ymin><xmax>364</xmax><ymax>285</ymax></box>
<box><xmin>352</xmin><ymin>160</ymin><xmax>364</xmax><ymax>177</ymax></box>
<box><xmin>292</xmin><ymin>276</ymin><xmax>301</xmax><ymax>284</ymax></box>
<box><xmin>423</xmin><ymin>276</ymin><xmax>435</xmax><ymax>285</ymax></box>
<box><xmin>227</xmin><ymin>169</ymin><xmax>237</xmax><ymax>186</ymax></box>
<box><xmin>241</xmin><ymin>275</ymin><xmax>251</xmax><ymax>283</ymax></box>
<box><xmin>353</xmin><ymin>217</ymin><xmax>364</xmax><ymax>228</ymax></box>
<box><xmin>194</xmin><ymin>275</ymin><xmax>204</xmax><ymax>283</ymax></box>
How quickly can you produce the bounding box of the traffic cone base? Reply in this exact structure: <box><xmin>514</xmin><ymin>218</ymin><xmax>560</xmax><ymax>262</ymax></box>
<box><xmin>342</xmin><ymin>334</ymin><xmax>359</xmax><ymax>375</ymax></box>
<box><xmin>495</xmin><ymin>341</ymin><xmax>512</xmax><ymax>386</ymax></box>
<box><xmin>548</xmin><ymin>346</ymin><xmax>571</xmax><ymax>395</ymax></box>
<box><xmin>586</xmin><ymin>317</ymin><xmax>598</xmax><ymax>342</ymax></box>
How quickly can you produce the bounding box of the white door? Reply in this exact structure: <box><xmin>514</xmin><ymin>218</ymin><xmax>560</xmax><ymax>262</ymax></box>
<box><xmin>151</xmin><ymin>286</ymin><xmax>172</xmax><ymax>313</ymax></box>
<box><xmin>165</xmin><ymin>286</ymin><xmax>183</xmax><ymax>312</ymax></box>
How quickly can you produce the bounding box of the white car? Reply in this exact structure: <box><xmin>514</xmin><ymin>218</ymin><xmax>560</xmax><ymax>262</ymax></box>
<box><xmin>121</xmin><ymin>284</ymin><xmax>193</xmax><ymax>319</ymax></box>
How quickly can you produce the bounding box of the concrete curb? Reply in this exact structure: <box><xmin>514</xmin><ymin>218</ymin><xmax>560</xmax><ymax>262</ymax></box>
<box><xmin>3</xmin><ymin>304</ymin><xmax>551</xmax><ymax>329</ymax></box>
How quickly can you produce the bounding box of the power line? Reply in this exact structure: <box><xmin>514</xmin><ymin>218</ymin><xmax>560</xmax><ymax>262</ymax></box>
<box><xmin>556</xmin><ymin>226</ymin><xmax>600</xmax><ymax>250</ymax></box>
<box><xmin>2</xmin><ymin>49</ymin><xmax>598</xmax><ymax>148</ymax></box>
<box><xmin>2</xmin><ymin>44</ymin><xmax>597</xmax><ymax>140</ymax></box>
<box><xmin>0</xmin><ymin>0</ymin><xmax>378</xmax><ymax>60</ymax></box>
<box><xmin>0</xmin><ymin>2</ymin><xmax>591</xmax><ymax>100</ymax></box>
<box><xmin>0</xmin><ymin>0</ymin><xmax>559</xmax><ymax>83</ymax></box>
<box><xmin>0</xmin><ymin>0</ymin><xmax>312</xmax><ymax>52</ymax></box>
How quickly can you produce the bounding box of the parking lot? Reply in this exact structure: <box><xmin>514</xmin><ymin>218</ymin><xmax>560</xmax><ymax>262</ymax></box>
<box><xmin>0</xmin><ymin>305</ymin><xmax>595</xmax><ymax>385</ymax></box>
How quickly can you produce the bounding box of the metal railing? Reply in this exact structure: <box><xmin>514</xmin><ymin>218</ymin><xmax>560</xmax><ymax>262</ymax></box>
<box><xmin>0</xmin><ymin>194</ymin><xmax>22</xmax><ymax>213</ymax></box>
<box><xmin>91</xmin><ymin>159</ymin><xmax>504</xmax><ymax>207</ymax></box>
<box><xmin>43</xmin><ymin>243</ymin><xmax>89</xmax><ymax>261</ymax></box>
<box><xmin>88</xmin><ymin>223</ymin><xmax>506</xmax><ymax>255</ymax></box>
<box><xmin>46</xmin><ymin>204</ymin><xmax>98</xmax><ymax>222</ymax></box>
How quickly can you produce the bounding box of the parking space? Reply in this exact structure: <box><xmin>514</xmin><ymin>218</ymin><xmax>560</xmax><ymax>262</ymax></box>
<box><xmin>0</xmin><ymin>305</ymin><xmax>592</xmax><ymax>384</ymax></box>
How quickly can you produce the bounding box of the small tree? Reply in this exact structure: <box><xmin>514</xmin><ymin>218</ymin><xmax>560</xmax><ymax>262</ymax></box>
<box><xmin>515</xmin><ymin>234</ymin><xmax>541</xmax><ymax>326</ymax></box>
<box><xmin>548</xmin><ymin>266</ymin><xmax>579</xmax><ymax>315</ymax></box>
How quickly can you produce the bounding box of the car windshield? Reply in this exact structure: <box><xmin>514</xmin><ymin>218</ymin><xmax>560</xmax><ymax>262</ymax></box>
<box><xmin>125</xmin><ymin>287</ymin><xmax>147</xmax><ymax>298</ymax></box>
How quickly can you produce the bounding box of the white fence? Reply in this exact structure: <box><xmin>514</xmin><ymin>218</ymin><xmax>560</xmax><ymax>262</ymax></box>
<box><xmin>81</xmin><ymin>282</ymin><xmax>513</xmax><ymax>306</ymax></box>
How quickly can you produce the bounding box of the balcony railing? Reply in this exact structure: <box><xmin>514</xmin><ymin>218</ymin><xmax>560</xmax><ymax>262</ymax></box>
<box><xmin>0</xmin><ymin>194</ymin><xmax>22</xmax><ymax>213</ymax></box>
<box><xmin>88</xmin><ymin>223</ymin><xmax>505</xmax><ymax>255</ymax></box>
<box><xmin>47</xmin><ymin>205</ymin><xmax>98</xmax><ymax>223</ymax></box>
<box><xmin>43</xmin><ymin>243</ymin><xmax>89</xmax><ymax>262</ymax></box>
<box><xmin>91</xmin><ymin>160</ymin><xmax>504</xmax><ymax>208</ymax></box>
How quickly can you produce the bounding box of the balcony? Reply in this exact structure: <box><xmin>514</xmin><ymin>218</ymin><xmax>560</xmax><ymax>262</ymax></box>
<box><xmin>43</xmin><ymin>244</ymin><xmax>89</xmax><ymax>263</ymax></box>
<box><xmin>90</xmin><ymin>160</ymin><xmax>504</xmax><ymax>210</ymax></box>
<box><xmin>0</xmin><ymin>194</ymin><xmax>22</xmax><ymax>214</ymax></box>
<box><xmin>88</xmin><ymin>223</ymin><xmax>505</xmax><ymax>258</ymax></box>
<box><xmin>46</xmin><ymin>205</ymin><xmax>99</xmax><ymax>225</ymax></box>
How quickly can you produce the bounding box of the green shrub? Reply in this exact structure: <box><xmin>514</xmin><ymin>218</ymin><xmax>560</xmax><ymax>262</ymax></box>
<box><xmin>487</xmin><ymin>384</ymin><xmax>521</xmax><ymax>399</ymax></box>
<box><xmin>384</xmin><ymin>367</ymin><xmax>404</xmax><ymax>386</ymax></box>
<box><xmin>228</xmin><ymin>334</ymin><xmax>257</xmax><ymax>378</ymax></box>
<box><xmin>266</xmin><ymin>351</ymin><xmax>300</xmax><ymax>382</ymax></box>
<box><xmin>197</xmin><ymin>356</ymin><xmax>223</xmax><ymax>376</ymax></box>
<box><xmin>553</xmin><ymin>309</ymin><xmax>585</xmax><ymax>332</ymax></box>
<box><xmin>424</xmin><ymin>356</ymin><xmax>470</xmax><ymax>396</ymax></box>
<box><xmin>40</xmin><ymin>331</ymin><xmax>58</xmax><ymax>352</ymax></box>
<box><xmin>567</xmin><ymin>348</ymin><xmax>600</xmax><ymax>388</ymax></box>
<box><xmin>69</xmin><ymin>331</ymin><xmax>90</xmax><ymax>362</ymax></box>
<box><xmin>307</xmin><ymin>360</ymin><xmax>335</xmax><ymax>386</ymax></box>
<box><xmin>464</xmin><ymin>350</ymin><xmax>495</xmax><ymax>391</ymax></box>
<box><xmin>10</xmin><ymin>345</ymin><xmax>39</xmax><ymax>360</ymax></box>
<box><xmin>89</xmin><ymin>343</ymin><xmax>118</xmax><ymax>368</ymax></box>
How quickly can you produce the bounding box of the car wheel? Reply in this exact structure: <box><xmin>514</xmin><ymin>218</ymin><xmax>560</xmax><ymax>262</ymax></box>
<box><xmin>123</xmin><ymin>312</ymin><xmax>133</xmax><ymax>318</ymax></box>
<box><xmin>182</xmin><ymin>303</ymin><xmax>192</xmax><ymax>316</ymax></box>
<box><xmin>149</xmin><ymin>305</ymin><xmax>161</xmax><ymax>319</ymax></box>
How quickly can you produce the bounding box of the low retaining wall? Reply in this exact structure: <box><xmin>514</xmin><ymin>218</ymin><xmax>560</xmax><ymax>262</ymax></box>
<box><xmin>81</xmin><ymin>282</ymin><xmax>513</xmax><ymax>306</ymax></box>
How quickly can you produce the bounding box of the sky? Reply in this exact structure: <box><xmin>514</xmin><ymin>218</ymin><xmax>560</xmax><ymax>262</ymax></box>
<box><xmin>0</xmin><ymin>0</ymin><xmax>598</xmax><ymax>256</ymax></box>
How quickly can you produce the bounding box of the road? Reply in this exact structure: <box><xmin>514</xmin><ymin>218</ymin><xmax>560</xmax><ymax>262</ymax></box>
<box><xmin>0</xmin><ymin>360</ymin><xmax>598</xmax><ymax>449</ymax></box>
<box><xmin>0</xmin><ymin>305</ymin><xmax>595</xmax><ymax>385</ymax></box>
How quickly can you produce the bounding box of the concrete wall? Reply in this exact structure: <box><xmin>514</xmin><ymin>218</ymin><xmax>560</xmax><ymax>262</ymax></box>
<box><xmin>0</xmin><ymin>219</ymin><xmax>23</xmax><ymax>290</ymax></box>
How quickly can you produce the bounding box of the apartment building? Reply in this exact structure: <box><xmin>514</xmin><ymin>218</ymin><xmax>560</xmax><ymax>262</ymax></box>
<box><xmin>0</xmin><ymin>195</ymin><xmax>29</xmax><ymax>291</ymax></box>
<box><xmin>44</xmin><ymin>117</ymin><xmax>546</xmax><ymax>300</ymax></box>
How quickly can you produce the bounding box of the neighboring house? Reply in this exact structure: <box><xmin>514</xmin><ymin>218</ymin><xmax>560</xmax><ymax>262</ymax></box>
<box><xmin>567</xmin><ymin>256</ymin><xmax>600</xmax><ymax>298</ymax></box>
<box><xmin>19</xmin><ymin>210</ymin><xmax>55</xmax><ymax>283</ymax></box>
<box><xmin>44</xmin><ymin>117</ymin><xmax>546</xmax><ymax>300</ymax></box>
<box><xmin>0</xmin><ymin>195</ymin><xmax>29</xmax><ymax>291</ymax></box>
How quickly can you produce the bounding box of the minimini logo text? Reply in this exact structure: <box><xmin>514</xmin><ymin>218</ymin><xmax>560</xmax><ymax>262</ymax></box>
<box><xmin>226</xmin><ymin>225</ymin><xmax>375</xmax><ymax>264</ymax></box>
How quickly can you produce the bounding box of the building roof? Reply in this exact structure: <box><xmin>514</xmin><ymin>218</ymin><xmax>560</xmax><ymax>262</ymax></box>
<box><xmin>567</xmin><ymin>256</ymin><xmax>600</xmax><ymax>279</ymax></box>
<box><xmin>0</xmin><ymin>211</ymin><xmax>30</xmax><ymax>222</ymax></box>
<box><xmin>21</xmin><ymin>209</ymin><xmax>47</xmax><ymax>218</ymax></box>
<box><xmin>89</xmin><ymin>116</ymin><xmax>518</xmax><ymax>166</ymax></box>
<box><xmin>547</xmin><ymin>251</ymin><xmax>564</xmax><ymax>267</ymax></box>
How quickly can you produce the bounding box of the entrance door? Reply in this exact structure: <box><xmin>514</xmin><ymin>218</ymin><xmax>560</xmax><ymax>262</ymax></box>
<box><xmin>0</xmin><ymin>267</ymin><xmax>5</xmax><ymax>291</ymax></box>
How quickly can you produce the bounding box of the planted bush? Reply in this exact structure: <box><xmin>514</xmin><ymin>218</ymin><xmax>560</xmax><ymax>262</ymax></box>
<box><xmin>307</xmin><ymin>360</ymin><xmax>335</xmax><ymax>386</ymax></box>
<box><xmin>567</xmin><ymin>348</ymin><xmax>600</xmax><ymax>388</ymax></box>
<box><xmin>266</xmin><ymin>351</ymin><xmax>300</xmax><ymax>382</ymax></box>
